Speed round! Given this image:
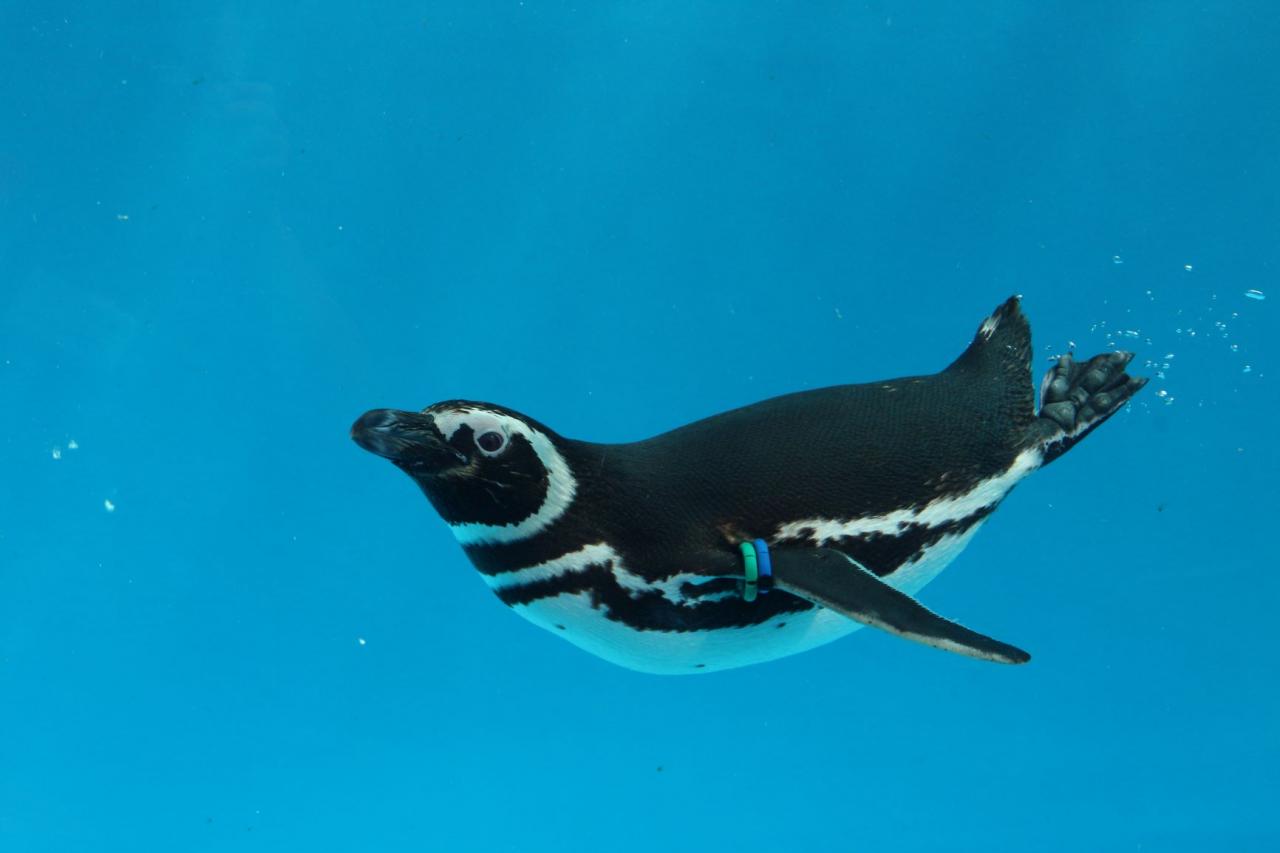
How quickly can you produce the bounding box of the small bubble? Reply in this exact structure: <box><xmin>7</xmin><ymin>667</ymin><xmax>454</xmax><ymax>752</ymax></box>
<box><xmin>1112</xmin><ymin>255</ymin><xmax>1124</xmax><ymax>265</ymax></box>
<box><xmin>357</xmin><ymin>637</ymin><xmax>367</xmax><ymax>646</ymax></box>
<box><xmin>1245</xmin><ymin>289</ymin><xmax>1265</xmax><ymax>301</ymax></box>
<box><xmin>104</xmin><ymin>499</ymin><xmax>116</xmax><ymax>512</ymax></box>
<box><xmin>1243</xmin><ymin>365</ymin><xmax>1253</xmax><ymax>374</ymax></box>
<box><xmin>51</xmin><ymin>447</ymin><xmax>62</xmax><ymax>460</ymax></box>
<box><xmin>1230</xmin><ymin>344</ymin><xmax>1239</xmax><ymax>352</ymax></box>
<box><xmin>1184</xmin><ymin>264</ymin><xmax>1193</xmax><ymax>271</ymax></box>
<box><xmin>1156</xmin><ymin>389</ymin><xmax>1168</xmax><ymax>398</ymax></box>
<box><xmin>67</xmin><ymin>439</ymin><xmax>79</xmax><ymax>450</ymax></box>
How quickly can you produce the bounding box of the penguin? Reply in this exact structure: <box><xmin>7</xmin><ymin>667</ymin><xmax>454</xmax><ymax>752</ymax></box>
<box><xmin>351</xmin><ymin>296</ymin><xmax>1146</xmax><ymax>674</ymax></box>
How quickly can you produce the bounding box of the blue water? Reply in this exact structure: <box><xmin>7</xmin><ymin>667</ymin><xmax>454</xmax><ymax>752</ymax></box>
<box><xmin>3</xmin><ymin>3</ymin><xmax>1277</xmax><ymax>850</ymax></box>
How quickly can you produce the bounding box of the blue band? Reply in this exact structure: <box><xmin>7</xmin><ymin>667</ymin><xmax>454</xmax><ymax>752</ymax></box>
<box><xmin>753</xmin><ymin>539</ymin><xmax>772</xmax><ymax>586</ymax></box>
<box><xmin>740</xmin><ymin>539</ymin><xmax>772</xmax><ymax>602</ymax></box>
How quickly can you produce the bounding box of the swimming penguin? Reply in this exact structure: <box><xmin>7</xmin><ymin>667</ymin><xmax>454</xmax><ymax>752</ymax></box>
<box><xmin>352</xmin><ymin>296</ymin><xmax>1146</xmax><ymax>674</ymax></box>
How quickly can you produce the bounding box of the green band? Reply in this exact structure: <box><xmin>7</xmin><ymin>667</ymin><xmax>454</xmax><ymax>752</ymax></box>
<box><xmin>740</xmin><ymin>541</ymin><xmax>759</xmax><ymax>602</ymax></box>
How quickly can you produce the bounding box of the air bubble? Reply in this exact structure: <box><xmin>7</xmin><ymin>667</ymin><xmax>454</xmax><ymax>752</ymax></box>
<box><xmin>1112</xmin><ymin>255</ymin><xmax>1124</xmax><ymax>265</ymax></box>
<box><xmin>104</xmin><ymin>499</ymin><xmax>116</xmax><ymax>513</ymax></box>
<box><xmin>51</xmin><ymin>447</ymin><xmax>62</xmax><ymax>460</ymax></box>
<box><xmin>1245</xmin><ymin>289</ymin><xmax>1265</xmax><ymax>301</ymax></box>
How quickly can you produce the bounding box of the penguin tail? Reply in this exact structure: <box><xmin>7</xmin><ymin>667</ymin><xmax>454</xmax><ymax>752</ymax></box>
<box><xmin>945</xmin><ymin>295</ymin><xmax>1147</xmax><ymax>465</ymax></box>
<box><xmin>944</xmin><ymin>295</ymin><xmax>1038</xmax><ymax>433</ymax></box>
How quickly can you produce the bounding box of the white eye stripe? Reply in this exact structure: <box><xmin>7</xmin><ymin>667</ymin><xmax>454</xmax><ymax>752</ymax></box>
<box><xmin>431</xmin><ymin>408</ymin><xmax>508</xmax><ymax>442</ymax></box>
<box><xmin>426</xmin><ymin>407</ymin><xmax>578</xmax><ymax>545</ymax></box>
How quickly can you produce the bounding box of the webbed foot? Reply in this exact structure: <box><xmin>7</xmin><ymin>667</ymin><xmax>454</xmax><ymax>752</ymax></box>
<box><xmin>1036</xmin><ymin>351</ymin><xmax>1147</xmax><ymax>463</ymax></box>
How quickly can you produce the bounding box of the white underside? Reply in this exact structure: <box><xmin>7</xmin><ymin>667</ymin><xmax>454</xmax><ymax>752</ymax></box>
<box><xmin>485</xmin><ymin>447</ymin><xmax>1043</xmax><ymax>675</ymax></box>
<box><xmin>509</xmin><ymin>523</ymin><xmax>987</xmax><ymax>674</ymax></box>
<box><xmin>514</xmin><ymin>591</ymin><xmax>860</xmax><ymax>675</ymax></box>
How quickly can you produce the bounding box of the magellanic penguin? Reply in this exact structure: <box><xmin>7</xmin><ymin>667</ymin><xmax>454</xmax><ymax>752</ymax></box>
<box><xmin>352</xmin><ymin>296</ymin><xmax>1146</xmax><ymax>674</ymax></box>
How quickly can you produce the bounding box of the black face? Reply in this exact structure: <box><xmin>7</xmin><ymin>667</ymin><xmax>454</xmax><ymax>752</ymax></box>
<box><xmin>351</xmin><ymin>404</ymin><xmax>551</xmax><ymax>529</ymax></box>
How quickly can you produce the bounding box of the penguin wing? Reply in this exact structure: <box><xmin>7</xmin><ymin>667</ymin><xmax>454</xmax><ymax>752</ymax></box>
<box><xmin>771</xmin><ymin>548</ymin><xmax>1030</xmax><ymax>665</ymax></box>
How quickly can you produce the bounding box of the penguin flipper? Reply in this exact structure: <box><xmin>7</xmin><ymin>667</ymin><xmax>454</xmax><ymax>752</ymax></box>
<box><xmin>771</xmin><ymin>548</ymin><xmax>1031</xmax><ymax>665</ymax></box>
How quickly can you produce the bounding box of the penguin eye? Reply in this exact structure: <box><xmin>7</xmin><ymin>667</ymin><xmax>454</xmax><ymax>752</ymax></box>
<box><xmin>475</xmin><ymin>430</ymin><xmax>506</xmax><ymax>454</ymax></box>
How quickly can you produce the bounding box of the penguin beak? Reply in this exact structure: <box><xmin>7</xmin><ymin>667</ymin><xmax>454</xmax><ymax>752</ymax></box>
<box><xmin>351</xmin><ymin>408</ymin><xmax>465</xmax><ymax>472</ymax></box>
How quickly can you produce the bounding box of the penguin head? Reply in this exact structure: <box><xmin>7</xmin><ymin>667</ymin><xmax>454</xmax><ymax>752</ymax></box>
<box><xmin>351</xmin><ymin>401</ymin><xmax>577</xmax><ymax>545</ymax></box>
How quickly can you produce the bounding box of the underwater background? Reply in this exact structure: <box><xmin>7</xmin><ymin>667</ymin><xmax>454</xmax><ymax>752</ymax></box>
<box><xmin>2</xmin><ymin>3</ymin><xmax>1277</xmax><ymax>851</ymax></box>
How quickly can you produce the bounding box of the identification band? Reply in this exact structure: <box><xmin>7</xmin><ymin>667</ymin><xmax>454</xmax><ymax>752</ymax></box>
<box><xmin>740</xmin><ymin>539</ymin><xmax>772</xmax><ymax>602</ymax></box>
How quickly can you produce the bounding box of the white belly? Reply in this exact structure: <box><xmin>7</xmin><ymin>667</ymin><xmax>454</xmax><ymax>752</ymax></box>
<box><xmin>481</xmin><ymin>447</ymin><xmax>1040</xmax><ymax>674</ymax></box>
<box><xmin>498</xmin><ymin>521</ymin><xmax>986</xmax><ymax>675</ymax></box>
<box><xmin>513</xmin><ymin>591</ymin><xmax>856</xmax><ymax>675</ymax></box>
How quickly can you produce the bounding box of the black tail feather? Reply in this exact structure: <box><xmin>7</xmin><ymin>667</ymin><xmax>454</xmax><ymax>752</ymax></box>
<box><xmin>945</xmin><ymin>295</ymin><xmax>1037</xmax><ymax>432</ymax></box>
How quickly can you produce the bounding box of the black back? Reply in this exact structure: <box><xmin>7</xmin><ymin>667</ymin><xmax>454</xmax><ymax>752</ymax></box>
<box><xmin>467</xmin><ymin>297</ymin><xmax>1036</xmax><ymax>594</ymax></box>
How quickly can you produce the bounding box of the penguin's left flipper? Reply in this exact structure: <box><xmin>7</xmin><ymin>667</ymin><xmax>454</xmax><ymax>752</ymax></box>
<box><xmin>771</xmin><ymin>548</ymin><xmax>1031</xmax><ymax>665</ymax></box>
